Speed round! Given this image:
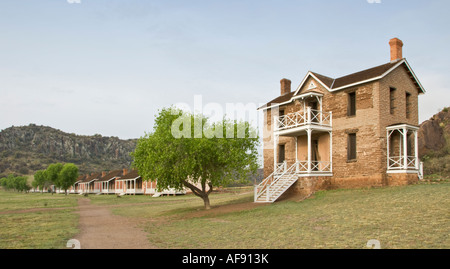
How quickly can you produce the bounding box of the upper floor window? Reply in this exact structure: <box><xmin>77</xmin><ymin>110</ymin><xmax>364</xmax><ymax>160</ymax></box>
<box><xmin>406</xmin><ymin>92</ymin><xmax>411</xmax><ymax>119</ymax></box>
<box><xmin>347</xmin><ymin>92</ymin><xmax>356</xmax><ymax>116</ymax></box>
<box><xmin>390</xmin><ymin>87</ymin><xmax>396</xmax><ymax>114</ymax></box>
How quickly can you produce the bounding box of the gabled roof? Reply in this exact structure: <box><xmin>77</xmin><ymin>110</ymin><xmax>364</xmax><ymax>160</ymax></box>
<box><xmin>294</xmin><ymin>59</ymin><xmax>425</xmax><ymax>94</ymax></box>
<box><xmin>97</xmin><ymin>169</ymin><xmax>124</xmax><ymax>182</ymax></box>
<box><xmin>259</xmin><ymin>59</ymin><xmax>425</xmax><ymax>111</ymax></box>
<box><xmin>118</xmin><ymin>170</ymin><xmax>140</xmax><ymax>180</ymax></box>
<box><xmin>82</xmin><ymin>172</ymin><xmax>102</xmax><ymax>183</ymax></box>
<box><xmin>259</xmin><ymin>91</ymin><xmax>295</xmax><ymax>110</ymax></box>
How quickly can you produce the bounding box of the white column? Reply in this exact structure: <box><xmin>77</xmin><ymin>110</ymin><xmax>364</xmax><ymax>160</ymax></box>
<box><xmin>329</xmin><ymin>131</ymin><xmax>333</xmax><ymax>173</ymax></box>
<box><xmin>318</xmin><ymin>96</ymin><xmax>323</xmax><ymax>123</ymax></box>
<box><xmin>307</xmin><ymin>106</ymin><xmax>311</xmax><ymax>124</ymax></box>
<box><xmin>403</xmin><ymin>127</ymin><xmax>408</xmax><ymax>169</ymax></box>
<box><xmin>307</xmin><ymin>128</ymin><xmax>312</xmax><ymax>173</ymax></box>
<box><xmin>387</xmin><ymin>130</ymin><xmax>390</xmax><ymax>170</ymax></box>
<box><xmin>273</xmin><ymin>116</ymin><xmax>278</xmax><ymax>171</ymax></box>
<box><xmin>414</xmin><ymin>130</ymin><xmax>419</xmax><ymax>170</ymax></box>
<box><xmin>295</xmin><ymin>136</ymin><xmax>298</xmax><ymax>173</ymax></box>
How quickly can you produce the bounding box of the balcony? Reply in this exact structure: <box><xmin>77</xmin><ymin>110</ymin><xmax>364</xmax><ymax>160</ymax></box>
<box><xmin>275</xmin><ymin>107</ymin><xmax>332</xmax><ymax>135</ymax></box>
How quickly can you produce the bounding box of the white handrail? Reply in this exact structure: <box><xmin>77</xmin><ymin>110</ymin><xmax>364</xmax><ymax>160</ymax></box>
<box><xmin>254</xmin><ymin>162</ymin><xmax>286</xmax><ymax>201</ymax></box>
<box><xmin>276</xmin><ymin>109</ymin><xmax>332</xmax><ymax>131</ymax></box>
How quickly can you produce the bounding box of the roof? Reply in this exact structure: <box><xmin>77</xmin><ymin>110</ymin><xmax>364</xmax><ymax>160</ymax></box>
<box><xmin>97</xmin><ymin>169</ymin><xmax>124</xmax><ymax>182</ymax></box>
<box><xmin>118</xmin><ymin>170</ymin><xmax>140</xmax><ymax>180</ymax></box>
<box><xmin>259</xmin><ymin>91</ymin><xmax>295</xmax><ymax>110</ymax></box>
<box><xmin>325</xmin><ymin>61</ymin><xmax>398</xmax><ymax>90</ymax></box>
<box><xmin>82</xmin><ymin>172</ymin><xmax>102</xmax><ymax>183</ymax></box>
<box><xmin>260</xmin><ymin>59</ymin><xmax>425</xmax><ymax>110</ymax></box>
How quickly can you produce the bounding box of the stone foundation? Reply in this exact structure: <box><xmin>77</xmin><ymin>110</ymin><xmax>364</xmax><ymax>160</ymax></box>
<box><xmin>279</xmin><ymin>172</ymin><xmax>418</xmax><ymax>201</ymax></box>
<box><xmin>386</xmin><ymin>173</ymin><xmax>419</xmax><ymax>186</ymax></box>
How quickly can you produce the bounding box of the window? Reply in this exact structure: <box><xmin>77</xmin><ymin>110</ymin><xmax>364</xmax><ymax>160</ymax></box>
<box><xmin>278</xmin><ymin>144</ymin><xmax>285</xmax><ymax>163</ymax></box>
<box><xmin>348</xmin><ymin>92</ymin><xmax>356</xmax><ymax>116</ymax></box>
<box><xmin>390</xmin><ymin>87</ymin><xmax>396</xmax><ymax>114</ymax></box>
<box><xmin>347</xmin><ymin>133</ymin><xmax>357</xmax><ymax>161</ymax></box>
<box><xmin>406</xmin><ymin>92</ymin><xmax>411</xmax><ymax>119</ymax></box>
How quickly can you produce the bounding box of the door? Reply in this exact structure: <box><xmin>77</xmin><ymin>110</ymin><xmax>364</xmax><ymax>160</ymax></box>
<box><xmin>308</xmin><ymin>101</ymin><xmax>318</xmax><ymax>122</ymax></box>
<box><xmin>312</xmin><ymin>139</ymin><xmax>319</xmax><ymax>171</ymax></box>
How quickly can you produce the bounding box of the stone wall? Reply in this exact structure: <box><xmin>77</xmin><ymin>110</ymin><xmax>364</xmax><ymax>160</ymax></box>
<box><xmin>262</xmin><ymin>65</ymin><xmax>421</xmax><ymax>192</ymax></box>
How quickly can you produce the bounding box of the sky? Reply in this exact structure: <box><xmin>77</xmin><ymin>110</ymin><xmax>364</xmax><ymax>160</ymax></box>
<box><xmin>0</xmin><ymin>0</ymin><xmax>449</xmax><ymax>140</ymax></box>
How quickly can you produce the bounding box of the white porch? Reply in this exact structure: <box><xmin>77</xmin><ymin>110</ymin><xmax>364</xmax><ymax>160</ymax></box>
<box><xmin>116</xmin><ymin>177</ymin><xmax>143</xmax><ymax>195</ymax></box>
<box><xmin>101</xmin><ymin>179</ymin><xmax>116</xmax><ymax>194</ymax></box>
<box><xmin>386</xmin><ymin>124</ymin><xmax>420</xmax><ymax>174</ymax></box>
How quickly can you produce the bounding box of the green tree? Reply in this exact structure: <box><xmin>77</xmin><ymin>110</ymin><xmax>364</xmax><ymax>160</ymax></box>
<box><xmin>14</xmin><ymin>176</ymin><xmax>30</xmax><ymax>192</ymax></box>
<box><xmin>59</xmin><ymin>163</ymin><xmax>79</xmax><ymax>195</ymax></box>
<box><xmin>0</xmin><ymin>174</ymin><xmax>30</xmax><ymax>192</ymax></box>
<box><xmin>46</xmin><ymin>163</ymin><xmax>64</xmax><ymax>194</ymax></box>
<box><xmin>33</xmin><ymin>170</ymin><xmax>49</xmax><ymax>193</ymax></box>
<box><xmin>132</xmin><ymin>107</ymin><xmax>259</xmax><ymax>210</ymax></box>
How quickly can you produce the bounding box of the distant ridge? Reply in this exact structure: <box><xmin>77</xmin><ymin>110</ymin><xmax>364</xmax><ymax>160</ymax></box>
<box><xmin>0</xmin><ymin>124</ymin><xmax>137</xmax><ymax>176</ymax></box>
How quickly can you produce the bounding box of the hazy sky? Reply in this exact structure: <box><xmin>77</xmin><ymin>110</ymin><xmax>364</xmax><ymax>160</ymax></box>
<box><xmin>0</xmin><ymin>0</ymin><xmax>449</xmax><ymax>139</ymax></box>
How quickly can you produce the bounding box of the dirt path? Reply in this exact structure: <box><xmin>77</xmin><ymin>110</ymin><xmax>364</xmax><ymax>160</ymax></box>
<box><xmin>74</xmin><ymin>198</ymin><xmax>156</xmax><ymax>249</ymax></box>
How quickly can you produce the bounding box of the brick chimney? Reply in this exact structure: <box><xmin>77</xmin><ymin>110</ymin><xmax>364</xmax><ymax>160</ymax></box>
<box><xmin>389</xmin><ymin>38</ymin><xmax>404</xmax><ymax>62</ymax></box>
<box><xmin>123</xmin><ymin>168</ymin><xmax>128</xmax><ymax>176</ymax></box>
<box><xmin>102</xmin><ymin>171</ymin><xmax>107</xmax><ymax>177</ymax></box>
<box><xmin>280</xmin><ymin>78</ymin><xmax>291</xmax><ymax>96</ymax></box>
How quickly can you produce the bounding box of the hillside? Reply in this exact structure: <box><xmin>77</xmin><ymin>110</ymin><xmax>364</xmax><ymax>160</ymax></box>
<box><xmin>0</xmin><ymin>124</ymin><xmax>137</xmax><ymax>177</ymax></box>
<box><xmin>1</xmin><ymin>106</ymin><xmax>448</xmax><ymax>179</ymax></box>
<box><xmin>418</xmin><ymin>107</ymin><xmax>450</xmax><ymax>178</ymax></box>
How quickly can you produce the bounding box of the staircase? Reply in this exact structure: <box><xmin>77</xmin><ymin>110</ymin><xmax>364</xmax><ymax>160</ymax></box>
<box><xmin>254</xmin><ymin>162</ymin><xmax>299</xmax><ymax>203</ymax></box>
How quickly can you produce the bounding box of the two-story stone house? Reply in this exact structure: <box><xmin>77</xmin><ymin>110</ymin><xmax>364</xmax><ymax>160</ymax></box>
<box><xmin>255</xmin><ymin>38</ymin><xmax>426</xmax><ymax>203</ymax></box>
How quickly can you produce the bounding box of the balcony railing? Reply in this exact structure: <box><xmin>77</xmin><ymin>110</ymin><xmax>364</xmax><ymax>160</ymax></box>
<box><xmin>276</xmin><ymin>108</ymin><xmax>332</xmax><ymax>131</ymax></box>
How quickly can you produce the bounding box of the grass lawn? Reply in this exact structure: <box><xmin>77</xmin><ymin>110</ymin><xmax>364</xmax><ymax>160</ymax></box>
<box><xmin>0</xmin><ymin>182</ymin><xmax>448</xmax><ymax>249</ymax></box>
<box><xmin>93</xmin><ymin>182</ymin><xmax>449</xmax><ymax>249</ymax></box>
<box><xmin>0</xmin><ymin>192</ymin><xmax>79</xmax><ymax>249</ymax></box>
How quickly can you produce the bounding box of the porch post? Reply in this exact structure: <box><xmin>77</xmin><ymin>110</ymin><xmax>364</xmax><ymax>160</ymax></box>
<box><xmin>273</xmin><ymin>116</ymin><xmax>278</xmax><ymax>171</ymax></box>
<box><xmin>307</xmin><ymin>128</ymin><xmax>312</xmax><ymax>173</ymax></box>
<box><xmin>387</xmin><ymin>130</ymin><xmax>390</xmax><ymax>170</ymax></box>
<box><xmin>329</xmin><ymin>131</ymin><xmax>333</xmax><ymax>173</ymax></box>
<box><xmin>318</xmin><ymin>96</ymin><xmax>323</xmax><ymax>123</ymax></box>
<box><xmin>403</xmin><ymin>127</ymin><xmax>408</xmax><ymax>169</ymax></box>
<box><xmin>295</xmin><ymin>136</ymin><xmax>298</xmax><ymax>173</ymax></box>
<box><xmin>307</xmin><ymin>106</ymin><xmax>311</xmax><ymax>124</ymax></box>
<box><xmin>414</xmin><ymin>129</ymin><xmax>419</xmax><ymax>170</ymax></box>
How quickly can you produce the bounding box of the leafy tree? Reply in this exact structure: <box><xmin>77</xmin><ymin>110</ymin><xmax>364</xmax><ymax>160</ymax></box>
<box><xmin>132</xmin><ymin>107</ymin><xmax>259</xmax><ymax>210</ymax></box>
<box><xmin>0</xmin><ymin>174</ymin><xmax>30</xmax><ymax>192</ymax></box>
<box><xmin>14</xmin><ymin>176</ymin><xmax>30</xmax><ymax>192</ymax></box>
<box><xmin>59</xmin><ymin>163</ymin><xmax>79</xmax><ymax>195</ymax></box>
<box><xmin>46</xmin><ymin>163</ymin><xmax>64</xmax><ymax>194</ymax></box>
<box><xmin>33</xmin><ymin>170</ymin><xmax>49</xmax><ymax>193</ymax></box>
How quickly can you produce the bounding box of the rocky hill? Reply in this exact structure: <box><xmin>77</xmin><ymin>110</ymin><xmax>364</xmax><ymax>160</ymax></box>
<box><xmin>0</xmin><ymin>124</ymin><xmax>137</xmax><ymax>177</ymax></box>
<box><xmin>418</xmin><ymin>107</ymin><xmax>450</xmax><ymax>158</ymax></box>
<box><xmin>417</xmin><ymin>107</ymin><xmax>450</xmax><ymax>178</ymax></box>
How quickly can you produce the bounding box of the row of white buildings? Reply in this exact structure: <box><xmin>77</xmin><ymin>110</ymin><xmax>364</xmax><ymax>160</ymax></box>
<box><xmin>32</xmin><ymin>168</ymin><xmax>185</xmax><ymax>197</ymax></box>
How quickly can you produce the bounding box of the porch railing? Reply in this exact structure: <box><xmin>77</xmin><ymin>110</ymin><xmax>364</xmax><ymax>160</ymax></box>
<box><xmin>277</xmin><ymin>108</ymin><xmax>332</xmax><ymax>131</ymax></box>
<box><xmin>295</xmin><ymin>161</ymin><xmax>332</xmax><ymax>173</ymax></box>
<box><xmin>388</xmin><ymin>156</ymin><xmax>417</xmax><ymax>170</ymax></box>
